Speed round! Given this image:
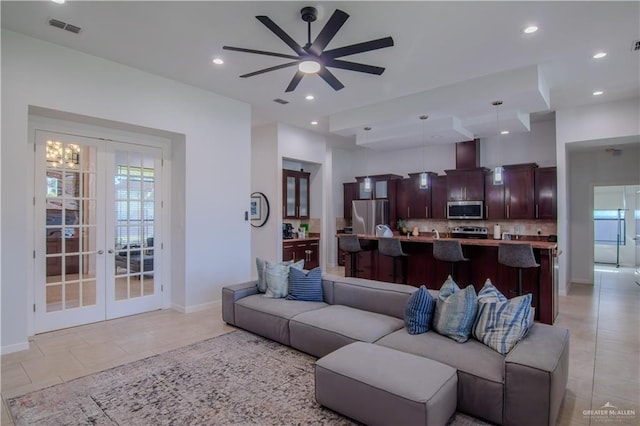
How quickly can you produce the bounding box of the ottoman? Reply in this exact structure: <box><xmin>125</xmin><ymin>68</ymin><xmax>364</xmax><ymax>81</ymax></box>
<box><xmin>315</xmin><ymin>342</ymin><xmax>457</xmax><ymax>426</ymax></box>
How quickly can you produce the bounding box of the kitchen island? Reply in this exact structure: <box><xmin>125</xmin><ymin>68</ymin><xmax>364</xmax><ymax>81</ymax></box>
<box><xmin>339</xmin><ymin>234</ymin><xmax>559</xmax><ymax>325</ymax></box>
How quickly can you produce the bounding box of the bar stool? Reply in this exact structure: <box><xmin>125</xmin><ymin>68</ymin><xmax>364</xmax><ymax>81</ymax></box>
<box><xmin>498</xmin><ymin>243</ymin><xmax>540</xmax><ymax>296</ymax></box>
<box><xmin>378</xmin><ymin>237</ymin><xmax>409</xmax><ymax>283</ymax></box>
<box><xmin>432</xmin><ymin>240</ymin><xmax>469</xmax><ymax>281</ymax></box>
<box><xmin>339</xmin><ymin>235</ymin><xmax>362</xmax><ymax>277</ymax></box>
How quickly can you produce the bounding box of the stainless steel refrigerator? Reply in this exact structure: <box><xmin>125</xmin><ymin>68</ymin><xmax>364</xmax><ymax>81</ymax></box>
<box><xmin>352</xmin><ymin>200</ymin><xmax>389</xmax><ymax>235</ymax></box>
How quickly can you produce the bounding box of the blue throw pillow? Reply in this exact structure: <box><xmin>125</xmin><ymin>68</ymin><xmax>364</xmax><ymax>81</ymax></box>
<box><xmin>432</xmin><ymin>275</ymin><xmax>478</xmax><ymax>343</ymax></box>
<box><xmin>286</xmin><ymin>267</ymin><xmax>323</xmax><ymax>302</ymax></box>
<box><xmin>404</xmin><ymin>285</ymin><xmax>435</xmax><ymax>335</ymax></box>
<box><xmin>473</xmin><ymin>280</ymin><xmax>532</xmax><ymax>354</ymax></box>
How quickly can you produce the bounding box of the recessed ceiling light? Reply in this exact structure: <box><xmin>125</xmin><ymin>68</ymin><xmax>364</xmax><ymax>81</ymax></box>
<box><xmin>310</xmin><ymin>121</ymin><xmax>318</xmax><ymax>125</ymax></box>
<box><xmin>212</xmin><ymin>58</ymin><xmax>224</xmax><ymax>65</ymax></box>
<box><xmin>51</xmin><ymin>0</ymin><xmax>65</xmax><ymax>4</ymax></box>
<box><xmin>524</xmin><ymin>25</ymin><xmax>538</xmax><ymax>34</ymax></box>
<box><xmin>305</xmin><ymin>95</ymin><xmax>314</xmax><ymax>100</ymax></box>
<box><xmin>593</xmin><ymin>90</ymin><xmax>604</xmax><ymax>96</ymax></box>
<box><xmin>500</xmin><ymin>130</ymin><xmax>510</xmax><ymax>135</ymax></box>
<box><xmin>593</xmin><ymin>52</ymin><xmax>607</xmax><ymax>59</ymax></box>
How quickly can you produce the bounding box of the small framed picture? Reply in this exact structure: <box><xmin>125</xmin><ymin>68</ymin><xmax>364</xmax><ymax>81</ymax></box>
<box><xmin>250</xmin><ymin>196</ymin><xmax>261</xmax><ymax>220</ymax></box>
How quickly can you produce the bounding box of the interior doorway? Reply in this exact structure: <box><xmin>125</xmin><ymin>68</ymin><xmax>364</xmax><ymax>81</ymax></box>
<box><xmin>34</xmin><ymin>130</ymin><xmax>163</xmax><ymax>333</ymax></box>
<box><xmin>593</xmin><ymin>185</ymin><xmax>639</xmax><ymax>269</ymax></box>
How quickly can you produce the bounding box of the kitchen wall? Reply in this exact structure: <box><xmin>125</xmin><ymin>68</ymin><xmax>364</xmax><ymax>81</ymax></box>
<box><xmin>2</xmin><ymin>30</ymin><xmax>252</xmax><ymax>352</ymax></box>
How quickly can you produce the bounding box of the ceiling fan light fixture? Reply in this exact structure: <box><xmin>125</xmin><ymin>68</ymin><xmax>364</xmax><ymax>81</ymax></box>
<box><xmin>298</xmin><ymin>60</ymin><xmax>321</xmax><ymax>74</ymax></box>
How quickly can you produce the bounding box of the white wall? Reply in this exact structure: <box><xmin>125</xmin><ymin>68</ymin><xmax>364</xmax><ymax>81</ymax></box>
<box><xmin>250</xmin><ymin>123</ymin><xmax>280</xmax><ymax>273</ymax></box>
<box><xmin>1</xmin><ymin>30</ymin><xmax>251</xmax><ymax>352</ymax></box>
<box><xmin>556</xmin><ymin>98</ymin><xmax>640</xmax><ymax>291</ymax></box>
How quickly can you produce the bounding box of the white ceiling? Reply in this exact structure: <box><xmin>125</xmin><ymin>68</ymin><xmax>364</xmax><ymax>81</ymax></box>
<box><xmin>2</xmin><ymin>1</ymin><xmax>639</xmax><ymax>150</ymax></box>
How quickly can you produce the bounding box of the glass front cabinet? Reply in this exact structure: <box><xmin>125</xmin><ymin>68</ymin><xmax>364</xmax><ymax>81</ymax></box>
<box><xmin>283</xmin><ymin>169</ymin><xmax>310</xmax><ymax>219</ymax></box>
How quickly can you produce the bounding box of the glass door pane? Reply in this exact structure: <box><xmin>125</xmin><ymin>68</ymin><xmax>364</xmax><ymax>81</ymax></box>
<box><xmin>36</xmin><ymin>131</ymin><xmax>106</xmax><ymax>333</ymax></box>
<box><xmin>299</xmin><ymin>175</ymin><xmax>308</xmax><ymax>217</ymax></box>
<box><xmin>286</xmin><ymin>175</ymin><xmax>296</xmax><ymax>217</ymax></box>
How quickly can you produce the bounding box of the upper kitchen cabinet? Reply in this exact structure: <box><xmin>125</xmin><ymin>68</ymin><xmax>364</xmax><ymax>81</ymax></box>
<box><xmin>283</xmin><ymin>169</ymin><xmax>310</xmax><ymax>219</ymax></box>
<box><xmin>485</xmin><ymin>170</ymin><xmax>505</xmax><ymax>220</ymax></box>
<box><xmin>445</xmin><ymin>168</ymin><xmax>486</xmax><ymax>201</ymax></box>
<box><xmin>355</xmin><ymin>174</ymin><xmax>402</xmax><ymax>200</ymax></box>
<box><xmin>430</xmin><ymin>175</ymin><xmax>448</xmax><ymax>219</ymax></box>
<box><xmin>397</xmin><ymin>173</ymin><xmax>437</xmax><ymax>219</ymax></box>
<box><xmin>535</xmin><ymin>167</ymin><xmax>557</xmax><ymax>219</ymax></box>
<box><xmin>343</xmin><ymin>182</ymin><xmax>358</xmax><ymax>220</ymax></box>
<box><xmin>504</xmin><ymin>163</ymin><xmax>537</xmax><ymax>219</ymax></box>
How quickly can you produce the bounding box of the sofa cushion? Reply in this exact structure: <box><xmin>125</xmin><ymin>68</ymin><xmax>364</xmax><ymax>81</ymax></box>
<box><xmin>376</xmin><ymin>328</ymin><xmax>505</xmax><ymax>425</ymax></box>
<box><xmin>264</xmin><ymin>259</ymin><xmax>304</xmax><ymax>298</ymax></box>
<box><xmin>473</xmin><ymin>280</ymin><xmax>532</xmax><ymax>355</ymax></box>
<box><xmin>331</xmin><ymin>277</ymin><xmax>417</xmax><ymax>319</ymax></box>
<box><xmin>404</xmin><ymin>285</ymin><xmax>436</xmax><ymax>335</ymax></box>
<box><xmin>433</xmin><ymin>276</ymin><xmax>478</xmax><ymax>343</ymax></box>
<box><xmin>234</xmin><ymin>294</ymin><xmax>328</xmax><ymax>345</ymax></box>
<box><xmin>289</xmin><ymin>305</ymin><xmax>404</xmax><ymax>357</ymax></box>
<box><xmin>286</xmin><ymin>267</ymin><xmax>323</xmax><ymax>301</ymax></box>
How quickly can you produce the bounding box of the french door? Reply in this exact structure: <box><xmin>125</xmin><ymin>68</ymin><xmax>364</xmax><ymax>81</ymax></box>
<box><xmin>34</xmin><ymin>130</ymin><xmax>162</xmax><ymax>333</ymax></box>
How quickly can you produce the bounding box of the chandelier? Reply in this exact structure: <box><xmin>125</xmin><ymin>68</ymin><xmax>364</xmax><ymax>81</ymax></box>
<box><xmin>46</xmin><ymin>140</ymin><xmax>80</xmax><ymax>169</ymax></box>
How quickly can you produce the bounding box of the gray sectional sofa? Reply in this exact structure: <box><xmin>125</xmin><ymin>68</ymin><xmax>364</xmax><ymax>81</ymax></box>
<box><xmin>222</xmin><ymin>274</ymin><xmax>569</xmax><ymax>426</ymax></box>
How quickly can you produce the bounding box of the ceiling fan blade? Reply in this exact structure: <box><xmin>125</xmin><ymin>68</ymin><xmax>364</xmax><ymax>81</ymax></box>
<box><xmin>309</xmin><ymin>9</ymin><xmax>349</xmax><ymax>56</ymax></box>
<box><xmin>285</xmin><ymin>71</ymin><xmax>305</xmax><ymax>92</ymax></box>
<box><xmin>256</xmin><ymin>15</ymin><xmax>306</xmax><ymax>56</ymax></box>
<box><xmin>324</xmin><ymin>59</ymin><xmax>386</xmax><ymax>75</ymax></box>
<box><xmin>223</xmin><ymin>46</ymin><xmax>299</xmax><ymax>60</ymax></box>
<box><xmin>318</xmin><ymin>67</ymin><xmax>345</xmax><ymax>91</ymax></box>
<box><xmin>240</xmin><ymin>61</ymin><xmax>299</xmax><ymax>78</ymax></box>
<box><xmin>323</xmin><ymin>37</ymin><xmax>394</xmax><ymax>59</ymax></box>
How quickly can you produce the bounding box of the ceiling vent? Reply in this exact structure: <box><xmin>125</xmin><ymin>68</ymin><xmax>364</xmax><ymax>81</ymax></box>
<box><xmin>632</xmin><ymin>39</ymin><xmax>640</xmax><ymax>52</ymax></box>
<box><xmin>49</xmin><ymin>18</ymin><xmax>82</xmax><ymax>34</ymax></box>
<box><xmin>273</xmin><ymin>98</ymin><xmax>289</xmax><ymax>105</ymax></box>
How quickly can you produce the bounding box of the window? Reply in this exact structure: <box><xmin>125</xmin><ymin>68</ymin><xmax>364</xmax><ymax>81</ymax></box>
<box><xmin>115</xmin><ymin>166</ymin><xmax>155</xmax><ymax>247</ymax></box>
<box><xmin>594</xmin><ymin>210</ymin><xmax>625</xmax><ymax>245</ymax></box>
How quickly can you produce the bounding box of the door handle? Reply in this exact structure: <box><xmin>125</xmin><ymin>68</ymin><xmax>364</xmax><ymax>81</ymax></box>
<box><xmin>98</xmin><ymin>250</ymin><xmax>104</xmax><ymax>255</ymax></box>
<box><xmin>107</xmin><ymin>249</ymin><xmax>114</xmax><ymax>254</ymax></box>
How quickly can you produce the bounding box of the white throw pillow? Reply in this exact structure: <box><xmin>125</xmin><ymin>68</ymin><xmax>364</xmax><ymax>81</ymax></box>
<box><xmin>264</xmin><ymin>259</ymin><xmax>304</xmax><ymax>298</ymax></box>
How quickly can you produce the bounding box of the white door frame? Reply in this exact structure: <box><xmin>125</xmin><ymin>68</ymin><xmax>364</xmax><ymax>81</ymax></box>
<box><xmin>28</xmin><ymin>116</ymin><xmax>172</xmax><ymax>336</ymax></box>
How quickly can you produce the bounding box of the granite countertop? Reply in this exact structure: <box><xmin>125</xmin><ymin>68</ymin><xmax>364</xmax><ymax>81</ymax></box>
<box><xmin>283</xmin><ymin>236</ymin><xmax>320</xmax><ymax>242</ymax></box>
<box><xmin>342</xmin><ymin>234</ymin><xmax>557</xmax><ymax>250</ymax></box>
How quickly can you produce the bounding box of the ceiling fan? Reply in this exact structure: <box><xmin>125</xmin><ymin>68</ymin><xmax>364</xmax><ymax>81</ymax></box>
<box><xmin>223</xmin><ymin>6</ymin><xmax>394</xmax><ymax>92</ymax></box>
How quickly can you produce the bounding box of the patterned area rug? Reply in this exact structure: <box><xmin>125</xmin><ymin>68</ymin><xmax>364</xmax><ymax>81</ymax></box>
<box><xmin>8</xmin><ymin>330</ymin><xmax>490</xmax><ymax>425</ymax></box>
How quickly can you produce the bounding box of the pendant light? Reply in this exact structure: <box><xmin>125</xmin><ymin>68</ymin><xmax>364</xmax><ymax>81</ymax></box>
<box><xmin>363</xmin><ymin>127</ymin><xmax>372</xmax><ymax>192</ymax></box>
<box><xmin>419</xmin><ymin>115</ymin><xmax>429</xmax><ymax>189</ymax></box>
<box><xmin>492</xmin><ymin>101</ymin><xmax>504</xmax><ymax>185</ymax></box>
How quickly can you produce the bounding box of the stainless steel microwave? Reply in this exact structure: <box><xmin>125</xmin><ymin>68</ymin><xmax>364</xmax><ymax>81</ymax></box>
<box><xmin>447</xmin><ymin>201</ymin><xmax>484</xmax><ymax>220</ymax></box>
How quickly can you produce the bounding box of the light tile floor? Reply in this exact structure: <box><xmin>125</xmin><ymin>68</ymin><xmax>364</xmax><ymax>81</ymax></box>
<box><xmin>2</xmin><ymin>266</ymin><xmax>639</xmax><ymax>425</ymax></box>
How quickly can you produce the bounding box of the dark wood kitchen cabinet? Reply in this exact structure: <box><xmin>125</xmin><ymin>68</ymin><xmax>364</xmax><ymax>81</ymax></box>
<box><xmin>355</xmin><ymin>174</ymin><xmax>402</xmax><ymax>200</ymax></box>
<box><xmin>504</xmin><ymin>164</ymin><xmax>537</xmax><ymax>219</ymax></box>
<box><xmin>535</xmin><ymin>167</ymin><xmax>557</xmax><ymax>219</ymax></box>
<box><xmin>396</xmin><ymin>173</ymin><xmax>437</xmax><ymax>219</ymax></box>
<box><xmin>343</xmin><ymin>182</ymin><xmax>358</xmax><ymax>220</ymax></box>
<box><xmin>430</xmin><ymin>175</ymin><xmax>448</xmax><ymax>219</ymax></box>
<box><xmin>283</xmin><ymin>238</ymin><xmax>320</xmax><ymax>269</ymax></box>
<box><xmin>283</xmin><ymin>170</ymin><xmax>310</xmax><ymax>219</ymax></box>
<box><xmin>484</xmin><ymin>170</ymin><xmax>505</xmax><ymax>220</ymax></box>
<box><xmin>445</xmin><ymin>168</ymin><xmax>486</xmax><ymax>201</ymax></box>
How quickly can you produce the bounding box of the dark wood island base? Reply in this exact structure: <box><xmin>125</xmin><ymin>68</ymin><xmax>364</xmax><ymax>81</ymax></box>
<box><xmin>340</xmin><ymin>235</ymin><xmax>559</xmax><ymax>325</ymax></box>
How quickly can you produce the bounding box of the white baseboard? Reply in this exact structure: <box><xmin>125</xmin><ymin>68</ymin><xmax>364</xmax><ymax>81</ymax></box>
<box><xmin>171</xmin><ymin>299</ymin><xmax>221</xmax><ymax>314</ymax></box>
<box><xmin>571</xmin><ymin>278</ymin><xmax>592</xmax><ymax>285</ymax></box>
<box><xmin>1</xmin><ymin>341</ymin><xmax>30</xmax><ymax>355</ymax></box>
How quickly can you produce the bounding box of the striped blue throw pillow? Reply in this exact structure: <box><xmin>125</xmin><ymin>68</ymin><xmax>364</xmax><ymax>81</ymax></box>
<box><xmin>433</xmin><ymin>275</ymin><xmax>478</xmax><ymax>343</ymax></box>
<box><xmin>286</xmin><ymin>267</ymin><xmax>323</xmax><ymax>302</ymax></box>
<box><xmin>473</xmin><ymin>280</ymin><xmax>532</xmax><ymax>355</ymax></box>
<box><xmin>405</xmin><ymin>285</ymin><xmax>436</xmax><ymax>335</ymax></box>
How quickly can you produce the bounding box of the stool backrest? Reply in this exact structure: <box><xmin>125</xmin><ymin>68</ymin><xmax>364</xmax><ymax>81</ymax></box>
<box><xmin>433</xmin><ymin>240</ymin><xmax>467</xmax><ymax>262</ymax></box>
<box><xmin>498</xmin><ymin>243</ymin><xmax>539</xmax><ymax>268</ymax></box>
<box><xmin>339</xmin><ymin>234</ymin><xmax>362</xmax><ymax>253</ymax></box>
<box><xmin>378</xmin><ymin>237</ymin><xmax>406</xmax><ymax>257</ymax></box>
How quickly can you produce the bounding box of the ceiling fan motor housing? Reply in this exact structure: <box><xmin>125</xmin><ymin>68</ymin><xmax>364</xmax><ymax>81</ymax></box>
<box><xmin>301</xmin><ymin>7</ymin><xmax>317</xmax><ymax>23</ymax></box>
